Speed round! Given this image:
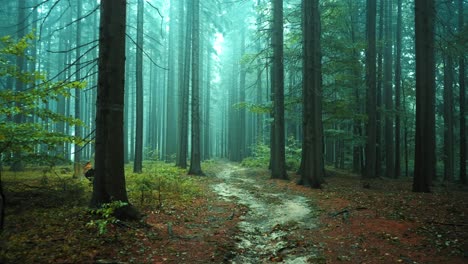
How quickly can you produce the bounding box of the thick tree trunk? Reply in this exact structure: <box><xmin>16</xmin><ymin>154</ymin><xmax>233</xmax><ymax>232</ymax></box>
<box><xmin>271</xmin><ymin>0</ymin><xmax>287</xmax><ymax>180</ymax></box>
<box><xmin>299</xmin><ymin>0</ymin><xmax>323</xmax><ymax>188</ymax></box>
<box><xmin>91</xmin><ymin>0</ymin><xmax>139</xmax><ymax>219</ymax></box>
<box><xmin>364</xmin><ymin>0</ymin><xmax>377</xmax><ymax>180</ymax></box>
<box><xmin>413</xmin><ymin>0</ymin><xmax>435</xmax><ymax>193</ymax></box>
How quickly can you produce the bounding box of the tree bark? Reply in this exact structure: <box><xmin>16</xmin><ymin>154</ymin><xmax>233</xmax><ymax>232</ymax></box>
<box><xmin>270</xmin><ymin>0</ymin><xmax>287</xmax><ymax>180</ymax></box>
<box><xmin>299</xmin><ymin>0</ymin><xmax>323</xmax><ymax>188</ymax></box>
<box><xmin>91</xmin><ymin>0</ymin><xmax>139</xmax><ymax>219</ymax></box>
<box><xmin>459</xmin><ymin>0</ymin><xmax>466</xmax><ymax>185</ymax></box>
<box><xmin>364</xmin><ymin>0</ymin><xmax>377</xmax><ymax>180</ymax></box>
<box><xmin>413</xmin><ymin>0</ymin><xmax>435</xmax><ymax>193</ymax></box>
<box><xmin>383</xmin><ymin>0</ymin><xmax>394</xmax><ymax>178</ymax></box>
<box><xmin>394</xmin><ymin>0</ymin><xmax>402</xmax><ymax>179</ymax></box>
<box><xmin>188</xmin><ymin>0</ymin><xmax>203</xmax><ymax>175</ymax></box>
<box><xmin>133</xmin><ymin>0</ymin><xmax>144</xmax><ymax>173</ymax></box>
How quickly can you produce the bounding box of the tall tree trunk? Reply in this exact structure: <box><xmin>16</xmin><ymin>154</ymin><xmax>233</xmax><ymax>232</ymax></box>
<box><xmin>459</xmin><ymin>0</ymin><xmax>466</xmax><ymax>185</ymax></box>
<box><xmin>176</xmin><ymin>0</ymin><xmax>191</xmax><ymax>169</ymax></box>
<box><xmin>383</xmin><ymin>0</ymin><xmax>394</xmax><ymax>178</ymax></box>
<box><xmin>375</xmin><ymin>0</ymin><xmax>384</xmax><ymax>177</ymax></box>
<box><xmin>413</xmin><ymin>0</ymin><xmax>435</xmax><ymax>193</ymax></box>
<box><xmin>91</xmin><ymin>0</ymin><xmax>139</xmax><ymax>219</ymax></box>
<box><xmin>188</xmin><ymin>0</ymin><xmax>203</xmax><ymax>175</ymax></box>
<box><xmin>133</xmin><ymin>0</ymin><xmax>144</xmax><ymax>173</ymax></box>
<box><xmin>443</xmin><ymin>55</ymin><xmax>454</xmax><ymax>182</ymax></box>
<box><xmin>204</xmin><ymin>46</ymin><xmax>211</xmax><ymax>160</ymax></box>
<box><xmin>165</xmin><ymin>0</ymin><xmax>177</xmax><ymax>162</ymax></box>
<box><xmin>239</xmin><ymin>28</ymin><xmax>247</xmax><ymax>161</ymax></box>
<box><xmin>299</xmin><ymin>0</ymin><xmax>323</xmax><ymax>187</ymax></box>
<box><xmin>364</xmin><ymin>0</ymin><xmax>377</xmax><ymax>180</ymax></box>
<box><xmin>270</xmin><ymin>0</ymin><xmax>287</xmax><ymax>180</ymax></box>
<box><xmin>73</xmin><ymin>0</ymin><xmax>82</xmax><ymax>178</ymax></box>
<box><xmin>394</xmin><ymin>0</ymin><xmax>402</xmax><ymax>179</ymax></box>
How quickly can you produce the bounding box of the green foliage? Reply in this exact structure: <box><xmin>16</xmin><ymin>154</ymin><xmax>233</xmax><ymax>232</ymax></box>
<box><xmin>126</xmin><ymin>162</ymin><xmax>202</xmax><ymax>208</ymax></box>
<box><xmin>86</xmin><ymin>201</ymin><xmax>128</xmax><ymax>235</ymax></box>
<box><xmin>241</xmin><ymin>141</ymin><xmax>270</xmax><ymax>168</ymax></box>
<box><xmin>285</xmin><ymin>136</ymin><xmax>301</xmax><ymax>171</ymax></box>
<box><xmin>0</xmin><ymin>34</ymin><xmax>86</xmax><ymax>165</ymax></box>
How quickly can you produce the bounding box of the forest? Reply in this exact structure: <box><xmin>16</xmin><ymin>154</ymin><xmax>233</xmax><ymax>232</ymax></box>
<box><xmin>0</xmin><ymin>0</ymin><xmax>467</xmax><ymax>263</ymax></box>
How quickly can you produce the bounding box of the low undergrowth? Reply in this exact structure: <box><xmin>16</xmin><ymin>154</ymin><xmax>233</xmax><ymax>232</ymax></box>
<box><xmin>0</xmin><ymin>161</ymin><xmax>210</xmax><ymax>263</ymax></box>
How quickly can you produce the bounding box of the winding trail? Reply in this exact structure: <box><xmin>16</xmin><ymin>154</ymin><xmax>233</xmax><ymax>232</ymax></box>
<box><xmin>212</xmin><ymin>163</ymin><xmax>320</xmax><ymax>263</ymax></box>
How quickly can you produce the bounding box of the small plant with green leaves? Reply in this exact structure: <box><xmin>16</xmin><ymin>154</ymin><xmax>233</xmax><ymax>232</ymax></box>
<box><xmin>86</xmin><ymin>201</ymin><xmax>127</xmax><ymax>235</ymax></box>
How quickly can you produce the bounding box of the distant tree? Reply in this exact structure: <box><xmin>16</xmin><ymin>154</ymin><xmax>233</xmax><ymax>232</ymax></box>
<box><xmin>188</xmin><ymin>0</ymin><xmax>203</xmax><ymax>175</ymax></box>
<box><xmin>270</xmin><ymin>0</ymin><xmax>287</xmax><ymax>180</ymax></box>
<box><xmin>90</xmin><ymin>0</ymin><xmax>140</xmax><ymax>219</ymax></box>
<box><xmin>165</xmin><ymin>0</ymin><xmax>177</xmax><ymax>162</ymax></box>
<box><xmin>413</xmin><ymin>0</ymin><xmax>435</xmax><ymax>193</ymax></box>
<box><xmin>298</xmin><ymin>0</ymin><xmax>323</xmax><ymax>188</ymax></box>
<box><xmin>133</xmin><ymin>0</ymin><xmax>144</xmax><ymax>173</ymax></box>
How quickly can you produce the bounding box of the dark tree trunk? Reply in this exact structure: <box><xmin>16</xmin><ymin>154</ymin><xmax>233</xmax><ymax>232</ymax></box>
<box><xmin>299</xmin><ymin>0</ymin><xmax>323</xmax><ymax>188</ymax></box>
<box><xmin>364</xmin><ymin>0</ymin><xmax>377</xmax><ymax>180</ymax></box>
<box><xmin>383</xmin><ymin>0</ymin><xmax>394</xmax><ymax>178</ymax></box>
<box><xmin>188</xmin><ymin>0</ymin><xmax>203</xmax><ymax>175</ymax></box>
<box><xmin>133</xmin><ymin>0</ymin><xmax>144</xmax><ymax>173</ymax></box>
<box><xmin>394</xmin><ymin>0</ymin><xmax>402</xmax><ymax>179</ymax></box>
<box><xmin>459</xmin><ymin>0</ymin><xmax>466</xmax><ymax>185</ymax></box>
<box><xmin>443</xmin><ymin>55</ymin><xmax>454</xmax><ymax>182</ymax></box>
<box><xmin>270</xmin><ymin>0</ymin><xmax>287</xmax><ymax>180</ymax></box>
<box><xmin>375</xmin><ymin>0</ymin><xmax>384</xmax><ymax>178</ymax></box>
<box><xmin>413</xmin><ymin>0</ymin><xmax>435</xmax><ymax>193</ymax></box>
<box><xmin>91</xmin><ymin>0</ymin><xmax>139</xmax><ymax>219</ymax></box>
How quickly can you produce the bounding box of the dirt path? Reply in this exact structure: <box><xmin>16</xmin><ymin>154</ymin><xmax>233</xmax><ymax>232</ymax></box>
<box><xmin>212</xmin><ymin>163</ymin><xmax>320</xmax><ymax>263</ymax></box>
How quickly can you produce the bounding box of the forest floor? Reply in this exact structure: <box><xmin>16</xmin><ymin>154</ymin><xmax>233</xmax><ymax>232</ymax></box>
<box><xmin>0</xmin><ymin>160</ymin><xmax>467</xmax><ymax>263</ymax></box>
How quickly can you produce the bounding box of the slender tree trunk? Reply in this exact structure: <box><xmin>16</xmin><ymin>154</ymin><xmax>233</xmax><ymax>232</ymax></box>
<box><xmin>375</xmin><ymin>0</ymin><xmax>384</xmax><ymax>177</ymax></box>
<box><xmin>239</xmin><ymin>28</ymin><xmax>247</xmax><ymax>161</ymax></box>
<box><xmin>394</xmin><ymin>0</ymin><xmax>402</xmax><ymax>179</ymax></box>
<box><xmin>176</xmin><ymin>0</ymin><xmax>191</xmax><ymax>169</ymax></box>
<box><xmin>165</xmin><ymin>0</ymin><xmax>177</xmax><ymax>162</ymax></box>
<box><xmin>443</xmin><ymin>55</ymin><xmax>454</xmax><ymax>182</ymax></box>
<box><xmin>383</xmin><ymin>0</ymin><xmax>394</xmax><ymax>178</ymax></box>
<box><xmin>413</xmin><ymin>0</ymin><xmax>435</xmax><ymax>193</ymax></box>
<box><xmin>133</xmin><ymin>0</ymin><xmax>144</xmax><ymax>173</ymax></box>
<box><xmin>91</xmin><ymin>0</ymin><xmax>139</xmax><ymax>219</ymax></box>
<box><xmin>459</xmin><ymin>0</ymin><xmax>466</xmax><ymax>185</ymax></box>
<box><xmin>188</xmin><ymin>0</ymin><xmax>203</xmax><ymax>175</ymax></box>
<box><xmin>73</xmin><ymin>0</ymin><xmax>82</xmax><ymax>178</ymax></box>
